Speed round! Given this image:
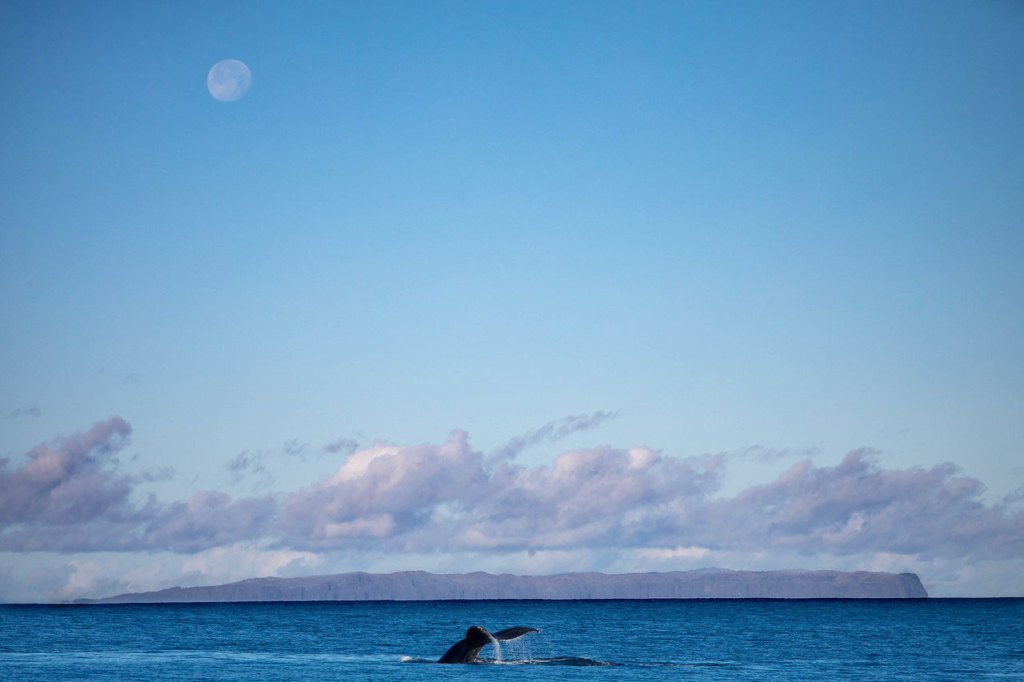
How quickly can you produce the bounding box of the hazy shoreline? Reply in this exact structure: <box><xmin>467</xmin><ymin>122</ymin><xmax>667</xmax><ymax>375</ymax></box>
<box><xmin>86</xmin><ymin>568</ymin><xmax>928</xmax><ymax>603</ymax></box>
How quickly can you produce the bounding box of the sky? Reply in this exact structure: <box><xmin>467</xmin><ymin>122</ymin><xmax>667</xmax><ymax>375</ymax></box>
<box><xmin>1</xmin><ymin>0</ymin><xmax>1022</xmax><ymax>601</ymax></box>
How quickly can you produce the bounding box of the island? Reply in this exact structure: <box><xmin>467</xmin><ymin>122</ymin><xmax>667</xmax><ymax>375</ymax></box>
<box><xmin>89</xmin><ymin>569</ymin><xmax>927</xmax><ymax>603</ymax></box>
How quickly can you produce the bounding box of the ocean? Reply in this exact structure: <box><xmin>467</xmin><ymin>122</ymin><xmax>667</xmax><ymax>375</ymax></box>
<box><xmin>2</xmin><ymin>599</ymin><xmax>1021</xmax><ymax>680</ymax></box>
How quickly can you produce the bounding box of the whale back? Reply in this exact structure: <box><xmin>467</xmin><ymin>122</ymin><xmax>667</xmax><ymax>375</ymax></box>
<box><xmin>437</xmin><ymin>626</ymin><xmax>492</xmax><ymax>663</ymax></box>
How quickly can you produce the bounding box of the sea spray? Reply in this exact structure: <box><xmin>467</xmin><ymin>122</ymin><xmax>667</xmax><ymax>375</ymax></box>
<box><xmin>499</xmin><ymin>635</ymin><xmax>534</xmax><ymax>663</ymax></box>
<box><xmin>488</xmin><ymin>633</ymin><xmax>502</xmax><ymax>662</ymax></box>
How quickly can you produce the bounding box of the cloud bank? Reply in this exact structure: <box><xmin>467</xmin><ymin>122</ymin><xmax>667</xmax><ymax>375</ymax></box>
<box><xmin>0</xmin><ymin>419</ymin><xmax>272</xmax><ymax>553</ymax></box>
<box><xmin>2</xmin><ymin>418</ymin><xmax>1021</xmax><ymax>567</ymax></box>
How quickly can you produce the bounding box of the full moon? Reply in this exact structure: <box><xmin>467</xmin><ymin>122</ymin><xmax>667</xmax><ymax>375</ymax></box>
<box><xmin>207</xmin><ymin>59</ymin><xmax>252</xmax><ymax>102</ymax></box>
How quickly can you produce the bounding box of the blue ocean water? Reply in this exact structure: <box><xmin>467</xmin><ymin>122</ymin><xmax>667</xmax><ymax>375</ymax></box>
<box><xmin>1</xmin><ymin>599</ymin><xmax>1022</xmax><ymax>680</ymax></box>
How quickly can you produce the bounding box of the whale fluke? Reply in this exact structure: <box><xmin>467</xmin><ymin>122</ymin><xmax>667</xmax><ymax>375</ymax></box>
<box><xmin>438</xmin><ymin>625</ymin><xmax>538</xmax><ymax>663</ymax></box>
<box><xmin>492</xmin><ymin>626</ymin><xmax>539</xmax><ymax>641</ymax></box>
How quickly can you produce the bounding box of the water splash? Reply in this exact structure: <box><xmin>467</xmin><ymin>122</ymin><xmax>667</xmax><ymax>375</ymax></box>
<box><xmin>488</xmin><ymin>633</ymin><xmax>502</xmax><ymax>662</ymax></box>
<box><xmin>498</xmin><ymin>635</ymin><xmax>532</xmax><ymax>662</ymax></box>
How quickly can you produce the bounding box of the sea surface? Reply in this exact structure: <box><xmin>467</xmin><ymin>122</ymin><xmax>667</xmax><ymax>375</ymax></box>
<box><xmin>1</xmin><ymin>599</ymin><xmax>1022</xmax><ymax>680</ymax></box>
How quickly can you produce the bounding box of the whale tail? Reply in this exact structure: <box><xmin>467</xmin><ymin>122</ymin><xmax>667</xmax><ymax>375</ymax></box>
<box><xmin>492</xmin><ymin>627</ymin><xmax>539</xmax><ymax>641</ymax></box>
<box><xmin>438</xmin><ymin>625</ymin><xmax>539</xmax><ymax>663</ymax></box>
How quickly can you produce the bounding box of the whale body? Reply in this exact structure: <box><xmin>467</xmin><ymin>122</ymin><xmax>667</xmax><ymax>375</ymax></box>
<box><xmin>437</xmin><ymin>626</ymin><xmax>538</xmax><ymax>663</ymax></box>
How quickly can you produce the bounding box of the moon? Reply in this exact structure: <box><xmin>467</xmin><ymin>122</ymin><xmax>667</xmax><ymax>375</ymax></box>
<box><xmin>207</xmin><ymin>59</ymin><xmax>252</xmax><ymax>102</ymax></box>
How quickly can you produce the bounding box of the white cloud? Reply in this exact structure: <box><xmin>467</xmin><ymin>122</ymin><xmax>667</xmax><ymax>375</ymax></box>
<box><xmin>4</xmin><ymin>419</ymin><xmax>1023</xmax><ymax>598</ymax></box>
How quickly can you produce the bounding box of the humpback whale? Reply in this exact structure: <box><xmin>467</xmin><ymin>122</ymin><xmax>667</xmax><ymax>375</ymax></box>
<box><xmin>437</xmin><ymin>626</ymin><xmax>539</xmax><ymax>663</ymax></box>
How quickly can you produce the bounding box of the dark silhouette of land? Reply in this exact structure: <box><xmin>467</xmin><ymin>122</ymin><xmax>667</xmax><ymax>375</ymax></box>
<box><xmin>89</xmin><ymin>568</ymin><xmax>927</xmax><ymax>603</ymax></box>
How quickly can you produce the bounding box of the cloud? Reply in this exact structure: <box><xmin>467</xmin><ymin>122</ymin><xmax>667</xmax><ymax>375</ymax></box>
<box><xmin>142</xmin><ymin>491</ymin><xmax>276</xmax><ymax>553</ymax></box>
<box><xmin>490</xmin><ymin>411</ymin><xmax>618</xmax><ymax>460</ymax></box>
<box><xmin>8</xmin><ymin>405</ymin><xmax>42</xmax><ymax>419</ymax></box>
<box><xmin>4</xmin><ymin>420</ymin><xmax>1022</xmax><ymax>571</ymax></box>
<box><xmin>700</xmin><ymin>450</ymin><xmax>1024</xmax><ymax>560</ymax></box>
<box><xmin>455</xmin><ymin>446</ymin><xmax>724</xmax><ymax>552</ymax></box>
<box><xmin>731</xmin><ymin>444</ymin><xmax>818</xmax><ymax>464</ymax></box>
<box><xmin>0</xmin><ymin>418</ymin><xmax>136</xmax><ymax>528</ymax></box>
<box><xmin>281</xmin><ymin>437</ymin><xmax>360</xmax><ymax>459</ymax></box>
<box><xmin>224</xmin><ymin>437</ymin><xmax>360</xmax><ymax>486</ymax></box>
<box><xmin>322</xmin><ymin>438</ymin><xmax>359</xmax><ymax>456</ymax></box>
<box><xmin>178</xmin><ymin>544</ymin><xmax>322</xmax><ymax>584</ymax></box>
<box><xmin>276</xmin><ymin>435</ymin><xmax>1023</xmax><ymax>562</ymax></box>
<box><xmin>0</xmin><ymin>418</ymin><xmax>276</xmax><ymax>553</ymax></box>
<box><xmin>277</xmin><ymin>430</ymin><xmax>487</xmax><ymax>549</ymax></box>
<box><xmin>226</xmin><ymin>451</ymin><xmax>272</xmax><ymax>486</ymax></box>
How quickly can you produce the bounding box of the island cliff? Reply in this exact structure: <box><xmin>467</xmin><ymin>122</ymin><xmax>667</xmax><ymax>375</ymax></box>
<box><xmin>91</xmin><ymin>569</ymin><xmax>927</xmax><ymax>603</ymax></box>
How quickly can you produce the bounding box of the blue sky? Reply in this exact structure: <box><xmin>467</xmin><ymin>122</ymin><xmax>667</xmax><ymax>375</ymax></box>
<box><xmin>2</xmin><ymin>0</ymin><xmax>1022</xmax><ymax>600</ymax></box>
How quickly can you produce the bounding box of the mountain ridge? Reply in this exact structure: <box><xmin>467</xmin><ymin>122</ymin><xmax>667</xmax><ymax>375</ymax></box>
<box><xmin>89</xmin><ymin>568</ymin><xmax>928</xmax><ymax>603</ymax></box>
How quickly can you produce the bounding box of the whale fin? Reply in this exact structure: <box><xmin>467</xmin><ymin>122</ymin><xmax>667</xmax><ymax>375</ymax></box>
<box><xmin>438</xmin><ymin>626</ymin><xmax>539</xmax><ymax>663</ymax></box>
<box><xmin>492</xmin><ymin>627</ymin><xmax>539</xmax><ymax>641</ymax></box>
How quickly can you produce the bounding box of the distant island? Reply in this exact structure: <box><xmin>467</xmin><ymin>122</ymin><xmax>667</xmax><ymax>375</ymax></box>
<box><xmin>89</xmin><ymin>569</ymin><xmax>927</xmax><ymax>603</ymax></box>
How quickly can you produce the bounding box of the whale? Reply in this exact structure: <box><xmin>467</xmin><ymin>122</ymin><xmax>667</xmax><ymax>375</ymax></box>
<box><xmin>437</xmin><ymin>626</ymin><xmax>539</xmax><ymax>663</ymax></box>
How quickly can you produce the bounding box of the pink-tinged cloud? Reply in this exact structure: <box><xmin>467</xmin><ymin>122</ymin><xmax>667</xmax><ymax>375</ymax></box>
<box><xmin>143</xmin><ymin>491</ymin><xmax>276</xmax><ymax>553</ymax></box>
<box><xmin>277</xmin><ymin>430</ymin><xmax>487</xmax><ymax>548</ymax></box>
<box><xmin>0</xmin><ymin>418</ymin><xmax>135</xmax><ymax>528</ymax></box>
<box><xmin>697</xmin><ymin>450</ymin><xmax>1024</xmax><ymax>559</ymax></box>
<box><xmin>276</xmin><ymin>434</ymin><xmax>1021</xmax><ymax>559</ymax></box>
<box><xmin>457</xmin><ymin>446</ymin><xmax>724</xmax><ymax>551</ymax></box>
<box><xmin>0</xmin><ymin>418</ymin><xmax>274</xmax><ymax>552</ymax></box>
<box><xmin>3</xmin><ymin>419</ymin><xmax>1022</xmax><ymax>561</ymax></box>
